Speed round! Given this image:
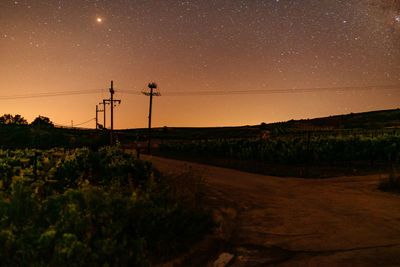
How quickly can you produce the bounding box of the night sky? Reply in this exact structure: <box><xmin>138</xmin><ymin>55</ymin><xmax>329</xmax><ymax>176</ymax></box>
<box><xmin>1</xmin><ymin>0</ymin><xmax>399</xmax><ymax>128</ymax></box>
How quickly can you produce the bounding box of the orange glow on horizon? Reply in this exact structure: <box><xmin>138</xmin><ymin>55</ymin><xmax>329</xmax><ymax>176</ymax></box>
<box><xmin>0</xmin><ymin>1</ymin><xmax>399</xmax><ymax>129</ymax></box>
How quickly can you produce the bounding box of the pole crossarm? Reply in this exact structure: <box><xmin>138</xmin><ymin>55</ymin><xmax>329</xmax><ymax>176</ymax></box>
<box><xmin>141</xmin><ymin>91</ymin><xmax>161</xmax><ymax>96</ymax></box>
<box><xmin>104</xmin><ymin>99</ymin><xmax>121</xmax><ymax>104</ymax></box>
<box><xmin>97</xmin><ymin>101</ymin><xmax>106</xmax><ymax>112</ymax></box>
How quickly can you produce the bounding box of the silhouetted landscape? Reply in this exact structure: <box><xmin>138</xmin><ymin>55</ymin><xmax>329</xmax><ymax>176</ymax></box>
<box><xmin>2</xmin><ymin>0</ymin><xmax>400</xmax><ymax>266</ymax></box>
<box><xmin>0</xmin><ymin>114</ymin><xmax>214</xmax><ymax>265</ymax></box>
<box><xmin>1</xmin><ymin>113</ymin><xmax>400</xmax><ymax>266</ymax></box>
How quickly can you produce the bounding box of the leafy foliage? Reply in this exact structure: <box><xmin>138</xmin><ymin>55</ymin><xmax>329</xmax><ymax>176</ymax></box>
<box><xmin>160</xmin><ymin>134</ymin><xmax>400</xmax><ymax>164</ymax></box>
<box><xmin>0</xmin><ymin>114</ymin><xmax>27</xmax><ymax>125</ymax></box>
<box><xmin>0</xmin><ymin>147</ymin><xmax>213</xmax><ymax>266</ymax></box>
<box><xmin>158</xmin><ymin>132</ymin><xmax>400</xmax><ymax>177</ymax></box>
<box><xmin>31</xmin><ymin>115</ymin><xmax>54</xmax><ymax>128</ymax></box>
<box><xmin>0</xmin><ymin>124</ymin><xmax>109</xmax><ymax>149</ymax></box>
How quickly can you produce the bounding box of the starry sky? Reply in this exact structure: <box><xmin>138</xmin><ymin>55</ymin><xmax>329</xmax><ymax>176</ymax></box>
<box><xmin>1</xmin><ymin>0</ymin><xmax>399</xmax><ymax>128</ymax></box>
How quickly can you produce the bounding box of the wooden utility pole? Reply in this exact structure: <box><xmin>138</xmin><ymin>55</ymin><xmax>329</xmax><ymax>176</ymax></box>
<box><xmin>96</xmin><ymin>104</ymin><xmax>105</xmax><ymax>129</ymax></box>
<box><xmin>103</xmin><ymin>100</ymin><xmax>106</xmax><ymax>129</ymax></box>
<box><xmin>110</xmin><ymin>81</ymin><xmax>115</xmax><ymax>131</ymax></box>
<box><xmin>96</xmin><ymin>105</ymin><xmax>98</xmax><ymax>129</ymax></box>
<box><xmin>97</xmin><ymin>102</ymin><xmax>106</xmax><ymax>129</ymax></box>
<box><xmin>103</xmin><ymin>80</ymin><xmax>121</xmax><ymax>145</ymax></box>
<box><xmin>142</xmin><ymin>82</ymin><xmax>161</xmax><ymax>154</ymax></box>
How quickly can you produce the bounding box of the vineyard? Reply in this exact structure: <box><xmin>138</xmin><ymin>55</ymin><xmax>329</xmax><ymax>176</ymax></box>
<box><xmin>0</xmin><ymin>147</ymin><xmax>213</xmax><ymax>266</ymax></box>
<box><xmin>158</xmin><ymin>131</ymin><xmax>400</xmax><ymax>177</ymax></box>
<box><xmin>0</xmin><ymin>124</ymin><xmax>110</xmax><ymax>149</ymax></box>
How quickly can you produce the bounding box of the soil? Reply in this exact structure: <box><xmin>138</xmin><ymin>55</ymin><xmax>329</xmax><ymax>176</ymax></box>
<box><xmin>143</xmin><ymin>155</ymin><xmax>400</xmax><ymax>266</ymax></box>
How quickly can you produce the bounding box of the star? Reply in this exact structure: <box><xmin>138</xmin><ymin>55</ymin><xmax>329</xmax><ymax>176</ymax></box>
<box><xmin>1</xmin><ymin>0</ymin><xmax>399</xmax><ymax>128</ymax></box>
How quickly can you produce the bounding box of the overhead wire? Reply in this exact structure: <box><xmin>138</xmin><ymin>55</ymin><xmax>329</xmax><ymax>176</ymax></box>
<box><xmin>0</xmin><ymin>89</ymin><xmax>105</xmax><ymax>100</ymax></box>
<box><xmin>118</xmin><ymin>84</ymin><xmax>400</xmax><ymax>96</ymax></box>
<box><xmin>0</xmin><ymin>85</ymin><xmax>399</xmax><ymax>100</ymax></box>
<box><xmin>54</xmin><ymin>117</ymin><xmax>96</xmax><ymax>128</ymax></box>
<box><xmin>1</xmin><ymin>84</ymin><xmax>399</xmax><ymax>128</ymax></box>
<box><xmin>74</xmin><ymin>118</ymin><xmax>96</xmax><ymax>126</ymax></box>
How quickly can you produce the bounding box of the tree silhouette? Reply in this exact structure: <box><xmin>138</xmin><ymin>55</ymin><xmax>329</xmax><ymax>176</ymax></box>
<box><xmin>260</xmin><ymin>122</ymin><xmax>267</xmax><ymax>130</ymax></box>
<box><xmin>0</xmin><ymin>114</ymin><xmax>28</xmax><ymax>125</ymax></box>
<box><xmin>31</xmin><ymin>115</ymin><xmax>54</xmax><ymax>127</ymax></box>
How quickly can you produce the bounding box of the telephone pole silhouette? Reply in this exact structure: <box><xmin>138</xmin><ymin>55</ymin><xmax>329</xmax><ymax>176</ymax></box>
<box><xmin>102</xmin><ymin>80</ymin><xmax>121</xmax><ymax>145</ymax></box>
<box><xmin>142</xmin><ymin>82</ymin><xmax>161</xmax><ymax>154</ymax></box>
<box><xmin>96</xmin><ymin>104</ymin><xmax>105</xmax><ymax>129</ymax></box>
<box><xmin>96</xmin><ymin>105</ymin><xmax>98</xmax><ymax>129</ymax></box>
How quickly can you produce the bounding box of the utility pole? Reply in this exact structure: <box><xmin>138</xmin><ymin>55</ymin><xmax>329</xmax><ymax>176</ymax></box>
<box><xmin>110</xmin><ymin>81</ymin><xmax>114</xmax><ymax>131</ymax></box>
<box><xmin>97</xmin><ymin>102</ymin><xmax>106</xmax><ymax>129</ymax></box>
<box><xmin>102</xmin><ymin>80</ymin><xmax>121</xmax><ymax>145</ymax></box>
<box><xmin>96</xmin><ymin>105</ymin><xmax>98</xmax><ymax>129</ymax></box>
<box><xmin>96</xmin><ymin>104</ymin><xmax>105</xmax><ymax>129</ymax></box>
<box><xmin>103</xmin><ymin>100</ymin><xmax>107</xmax><ymax>129</ymax></box>
<box><xmin>142</xmin><ymin>82</ymin><xmax>161</xmax><ymax>154</ymax></box>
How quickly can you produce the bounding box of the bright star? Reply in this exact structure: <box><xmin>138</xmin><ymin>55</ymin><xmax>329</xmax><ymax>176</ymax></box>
<box><xmin>96</xmin><ymin>17</ymin><xmax>103</xmax><ymax>23</ymax></box>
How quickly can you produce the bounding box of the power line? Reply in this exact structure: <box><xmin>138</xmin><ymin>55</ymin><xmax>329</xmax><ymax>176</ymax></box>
<box><xmin>120</xmin><ymin>84</ymin><xmax>400</xmax><ymax>96</ymax></box>
<box><xmin>1</xmin><ymin>84</ymin><xmax>398</xmax><ymax>100</ymax></box>
<box><xmin>74</xmin><ymin>118</ymin><xmax>96</xmax><ymax>126</ymax></box>
<box><xmin>0</xmin><ymin>89</ymin><xmax>105</xmax><ymax>100</ymax></box>
<box><xmin>118</xmin><ymin>90</ymin><xmax>141</xmax><ymax>95</ymax></box>
<box><xmin>54</xmin><ymin>117</ymin><xmax>95</xmax><ymax>128</ymax></box>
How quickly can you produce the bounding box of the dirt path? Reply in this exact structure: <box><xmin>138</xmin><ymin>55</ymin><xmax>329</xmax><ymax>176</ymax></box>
<box><xmin>144</xmin><ymin>155</ymin><xmax>400</xmax><ymax>266</ymax></box>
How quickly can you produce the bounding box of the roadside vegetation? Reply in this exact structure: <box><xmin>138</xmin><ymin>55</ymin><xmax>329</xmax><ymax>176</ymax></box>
<box><xmin>0</xmin><ymin>114</ymin><xmax>108</xmax><ymax>149</ymax></box>
<box><xmin>157</xmin><ymin>132</ymin><xmax>400</xmax><ymax>177</ymax></box>
<box><xmin>0</xmin><ymin>147</ymin><xmax>213</xmax><ymax>266</ymax></box>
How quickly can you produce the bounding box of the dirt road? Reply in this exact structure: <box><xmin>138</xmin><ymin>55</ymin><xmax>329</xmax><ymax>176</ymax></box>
<box><xmin>145</xmin><ymin>155</ymin><xmax>400</xmax><ymax>266</ymax></box>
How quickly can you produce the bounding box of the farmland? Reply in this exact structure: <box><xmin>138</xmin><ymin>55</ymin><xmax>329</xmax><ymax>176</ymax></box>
<box><xmin>1</xmin><ymin>108</ymin><xmax>400</xmax><ymax>265</ymax></box>
<box><xmin>135</xmin><ymin>109</ymin><xmax>400</xmax><ymax>178</ymax></box>
<box><xmin>156</xmin><ymin>131</ymin><xmax>400</xmax><ymax>177</ymax></box>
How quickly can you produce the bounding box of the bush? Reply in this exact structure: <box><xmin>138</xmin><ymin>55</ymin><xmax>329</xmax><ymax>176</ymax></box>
<box><xmin>0</xmin><ymin>147</ymin><xmax>213</xmax><ymax>265</ymax></box>
<box><xmin>31</xmin><ymin>115</ymin><xmax>54</xmax><ymax>128</ymax></box>
<box><xmin>159</xmin><ymin>135</ymin><xmax>400</xmax><ymax>165</ymax></box>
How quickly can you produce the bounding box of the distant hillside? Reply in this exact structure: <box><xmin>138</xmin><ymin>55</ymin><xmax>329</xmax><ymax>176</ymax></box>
<box><xmin>119</xmin><ymin>109</ymin><xmax>400</xmax><ymax>141</ymax></box>
<box><xmin>3</xmin><ymin>109</ymin><xmax>398</xmax><ymax>148</ymax></box>
<box><xmin>272</xmin><ymin>109</ymin><xmax>400</xmax><ymax>130</ymax></box>
<box><xmin>119</xmin><ymin>125</ymin><xmax>260</xmax><ymax>140</ymax></box>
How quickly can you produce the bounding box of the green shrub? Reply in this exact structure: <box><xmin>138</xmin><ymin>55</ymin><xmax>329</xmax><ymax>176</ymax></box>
<box><xmin>159</xmin><ymin>135</ymin><xmax>400</xmax><ymax>165</ymax></box>
<box><xmin>0</xmin><ymin>147</ymin><xmax>213</xmax><ymax>265</ymax></box>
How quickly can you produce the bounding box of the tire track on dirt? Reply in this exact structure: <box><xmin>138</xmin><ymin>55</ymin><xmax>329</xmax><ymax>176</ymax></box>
<box><xmin>141</xmin><ymin>155</ymin><xmax>400</xmax><ymax>266</ymax></box>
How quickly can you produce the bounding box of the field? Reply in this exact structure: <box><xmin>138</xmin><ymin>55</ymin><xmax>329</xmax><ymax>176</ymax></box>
<box><xmin>118</xmin><ymin>109</ymin><xmax>400</xmax><ymax>178</ymax></box>
<box><xmin>155</xmin><ymin>130</ymin><xmax>400</xmax><ymax>177</ymax></box>
<box><xmin>1</xmin><ymin>108</ymin><xmax>400</xmax><ymax>265</ymax></box>
<box><xmin>0</xmin><ymin>146</ymin><xmax>213</xmax><ymax>266</ymax></box>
